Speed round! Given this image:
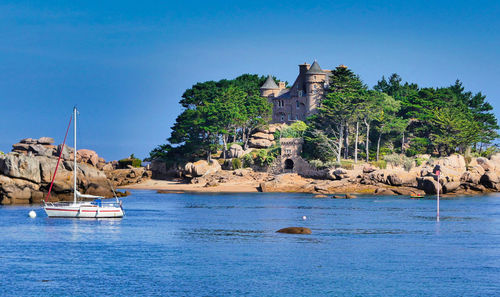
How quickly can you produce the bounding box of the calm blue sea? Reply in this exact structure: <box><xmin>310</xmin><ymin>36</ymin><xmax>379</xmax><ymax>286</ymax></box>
<box><xmin>1</xmin><ymin>191</ymin><xmax>499</xmax><ymax>296</ymax></box>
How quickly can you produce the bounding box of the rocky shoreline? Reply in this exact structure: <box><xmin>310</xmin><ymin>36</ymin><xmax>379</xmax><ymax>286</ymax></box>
<box><xmin>0</xmin><ymin>137</ymin><xmax>151</xmax><ymax>205</ymax></box>
<box><xmin>145</xmin><ymin>153</ymin><xmax>500</xmax><ymax>197</ymax></box>
<box><xmin>3</xmin><ymin>137</ymin><xmax>500</xmax><ymax>205</ymax></box>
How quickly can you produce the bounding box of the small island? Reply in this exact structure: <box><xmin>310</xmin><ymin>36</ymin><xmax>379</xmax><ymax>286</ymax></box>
<box><xmin>141</xmin><ymin>61</ymin><xmax>500</xmax><ymax>197</ymax></box>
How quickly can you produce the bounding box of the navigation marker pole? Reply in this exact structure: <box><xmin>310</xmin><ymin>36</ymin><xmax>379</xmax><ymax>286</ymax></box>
<box><xmin>433</xmin><ymin>165</ymin><xmax>441</xmax><ymax>222</ymax></box>
<box><xmin>437</xmin><ymin>172</ymin><xmax>440</xmax><ymax>222</ymax></box>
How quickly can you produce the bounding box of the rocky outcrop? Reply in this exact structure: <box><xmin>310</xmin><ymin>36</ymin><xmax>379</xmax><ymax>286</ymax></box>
<box><xmin>0</xmin><ymin>153</ymin><xmax>42</xmax><ymax>183</ymax></box>
<box><xmin>0</xmin><ymin>152</ymin><xmax>116</xmax><ymax>205</ymax></box>
<box><xmin>12</xmin><ymin>137</ymin><xmax>57</xmax><ymax>156</ymax></box>
<box><xmin>227</xmin><ymin>144</ymin><xmax>245</xmax><ymax>159</ymax></box>
<box><xmin>0</xmin><ymin>137</ymin><xmax>150</xmax><ymax>205</ymax></box>
<box><xmin>248</xmin><ymin>138</ymin><xmax>274</xmax><ymax>149</ymax></box>
<box><xmin>77</xmin><ymin>149</ymin><xmax>99</xmax><ymax>166</ymax></box>
<box><xmin>248</xmin><ymin>124</ymin><xmax>282</xmax><ymax>149</ymax></box>
<box><xmin>327</xmin><ymin>168</ymin><xmax>348</xmax><ymax>180</ymax></box>
<box><xmin>417</xmin><ymin>176</ymin><xmax>442</xmax><ymax>194</ymax></box>
<box><xmin>105</xmin><ymin>167</ymin><xmax>152</xmax><ymax>187</ymax></box>
<box><xmin>184</xmin><ymin>160</ymin><xmax>221</xmax><ymax>177</ymax></box>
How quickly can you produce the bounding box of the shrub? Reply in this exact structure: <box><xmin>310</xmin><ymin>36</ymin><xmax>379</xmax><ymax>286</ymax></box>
<box><xmin>232</xmin><ymin>158</ymin><xmax>242</xmax><ymax>169</ymax></box>
<box><xmin>281</xmin><ymin>121</ymin><xmax>308</xmax><ymax>138</ymax></box>
<box><xmin>340</xmin><ymin>160</ymin><xmax>354</xmax><ymax>170</ymax></box>
<box><xmin>480</xmin><ymin>146</ymin><xmax>500</xmax><ymax>158</ymax></box>
<box><xmin>242</xmin><ymin>154</ymin><xmax>254</xmax><ymax>167</ymax></box>
<box><xmin>370</xmin><ymin>160</ymin><xmax>387</xmax><ymax>169</ymax></box>
<box><xmin>308</xmin><ymin>159</ymin><xmax>324</xmax><ymax>169</ymax></box>
<box><xmin>254</xmin><ymin>149</ymin><xmax>275</xmax><ymax>167</ymax></box>
<box><xmin>415</xmin><ymin>158</ymin><xmax>424</xmax><ymax>167</ymax></box>
<box><xmin>118</xmin><ymin>156</ymin><xmax>142</xmax><ymax>168</ymax></box>
<box><xmin>464</xmin><ymin>155</ymin><xmax>472</xmax><ymax>165</ymax></box>
<box><xmin>384</xmin><ymin>153</ymin><xmax>403</xmax><ymax>166</ymax></box>
<box><xmin>325</xmin><ymin>161</ymin><xmax>340</xmax><ymax>168</ymax></box>
<box><xmin>402</xmin><ymin>158</ymin><xmax>414</xmax><ymax>172</ymax></box>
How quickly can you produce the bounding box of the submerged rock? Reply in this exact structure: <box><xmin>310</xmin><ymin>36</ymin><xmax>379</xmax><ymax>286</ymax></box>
<box><xmin>276</xmin><ymin>227</ymin><xmax>312</xmax><ymax>234</ymax></box>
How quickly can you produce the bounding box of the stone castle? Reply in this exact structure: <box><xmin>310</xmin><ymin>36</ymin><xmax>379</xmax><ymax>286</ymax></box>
<box><xmin>260</xmin><ymin>60</ymin><xmax>338</xmax><ymax>123</ymax></box>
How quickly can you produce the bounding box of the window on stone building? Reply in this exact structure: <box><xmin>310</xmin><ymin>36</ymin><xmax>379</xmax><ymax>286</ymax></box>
<box><xmin>295</xmin><ymin>115</ymin><xmax>299</xmax><ymax>120</ymax></box>
<box><xmin>288</xmin><ymin>114</ymin><xmax>291</xmax><ymax>121</ymax></box>
<box><xmin>296</xmin><ymin>101</ymin><xmax>299</xmax><ymax>109</ymax></box>
<box><xmin>298</xmin><ymin>90</ymin><xmax>303</xmax><ymax>97</ymax></box>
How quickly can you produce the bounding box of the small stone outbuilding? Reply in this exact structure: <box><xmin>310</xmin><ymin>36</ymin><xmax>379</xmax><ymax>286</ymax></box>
<box><xmin>278</xmin><ymin>138</ymin><xmax>317</xmax><ymax>176</ymax></box>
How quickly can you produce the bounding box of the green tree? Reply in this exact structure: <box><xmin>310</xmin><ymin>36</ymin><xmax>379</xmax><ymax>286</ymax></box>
<box><xmin>153</xmin><ymin>74</ymin><xmax>272</xmax><ymax>162</ymax></box>
<box><xmin>429</xmin><ymin>107</ymin><xmax>480</xmax><ymax>155</ymax></box>
<box><xmin>318</xmin><ymin>66</ymin><xmax>367</xmax><ymax>162</ymax></box>
<box><xmin>373</xmin><ymin>94</ymin><xmax>405</xmax><ymax>160</ymax></box>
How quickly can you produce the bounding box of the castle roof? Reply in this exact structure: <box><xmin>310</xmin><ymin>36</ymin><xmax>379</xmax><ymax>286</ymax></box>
<box><xmin>306</xmin><ymin>60</ymin><xmax>324</xmax><ymax>75</ymax></box>
<box><xmin>260</xmin><ymin>75</ymin><xmax>279</xmax><ymax>89</ymax></box>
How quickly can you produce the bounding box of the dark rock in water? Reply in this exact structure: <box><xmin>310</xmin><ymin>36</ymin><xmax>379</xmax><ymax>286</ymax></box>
<box><xmin>345</xmin><ymin>193</ymin><xmax>356</xmax><ymax>199</ymax></box>
<box><xmin>115</xmin><ymin>190</ymin><xmax>130</xmax><ymax>197</ymax></box>
<box><xmin>313</xmin><ymin>194</ymin><xmax>328</xmax><ymax>198</ymax></box>
<box><xmin>276</xmin><ymin>227</ymin><xmax>312</xmax><ymax>234</ymax></box>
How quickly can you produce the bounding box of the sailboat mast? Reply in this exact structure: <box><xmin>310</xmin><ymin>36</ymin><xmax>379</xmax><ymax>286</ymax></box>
<box><xmin>73</xmin><ymin>107</ymin><xmax>77</xmax><ymax>204</ymax></box>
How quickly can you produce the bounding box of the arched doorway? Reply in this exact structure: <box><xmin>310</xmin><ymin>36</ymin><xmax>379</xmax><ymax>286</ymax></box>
<box><xmin>284</xmin><ymin>159</ymin><xmax>294</xmax><ymax>170</ymax></box>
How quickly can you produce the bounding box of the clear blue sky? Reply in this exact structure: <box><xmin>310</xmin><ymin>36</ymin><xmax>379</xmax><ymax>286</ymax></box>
<box><xmin>1</xmin><ymin>0</ymin><xmax>499</xmax><ymax>161</ymax></box>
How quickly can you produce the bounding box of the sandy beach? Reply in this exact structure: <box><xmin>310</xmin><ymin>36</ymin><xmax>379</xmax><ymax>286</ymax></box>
<box><xmin>120</xmin><ymin>179</ymin><xmax>261</xmax><ymax>193</ymax></box>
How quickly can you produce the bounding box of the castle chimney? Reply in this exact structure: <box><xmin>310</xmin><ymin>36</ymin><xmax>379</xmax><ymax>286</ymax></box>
<box><xmin>278</xmin><ymin>81</ymin><xmax>286</xmax><ymax>89</ymax></box>
<box><xmin>299</xmin><ymin>62</ymin><xmax>310</xmax><ymax>74</ymax></box>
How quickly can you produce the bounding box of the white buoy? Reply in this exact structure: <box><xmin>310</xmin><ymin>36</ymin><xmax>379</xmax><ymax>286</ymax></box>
<box><xmin>29</xmin><ymin>210</ymin><xmax>36</xmax><ymax>218</ymax></box>
<box><xmin>302</xmin><ymin>216</ymin><xmax>307</xmax><ymax>220</ymax></box>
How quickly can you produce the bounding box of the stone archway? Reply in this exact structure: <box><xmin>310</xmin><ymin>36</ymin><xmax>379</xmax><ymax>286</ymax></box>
<box><xmin>284</xmin><ymin>159</ymin><xmax>294</xmax><ymax>170</ymax></box>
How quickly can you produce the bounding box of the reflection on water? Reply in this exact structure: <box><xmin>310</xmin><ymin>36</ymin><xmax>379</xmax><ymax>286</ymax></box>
<box><xmin>0</xmin><ymin>191</ymin><xmax>499</xmax><ymax>296</ymax></box>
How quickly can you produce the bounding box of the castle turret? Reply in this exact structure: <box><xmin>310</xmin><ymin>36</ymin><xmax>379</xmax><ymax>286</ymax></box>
<box><xmin>260</xmin><ymin>75</ymin><xmax>280</xmax><ymax>97</ymax></box>
<box><xmin>305</xmin><ymin>61</ymin><xmax>327</xmax><ymax>115</ymax></box>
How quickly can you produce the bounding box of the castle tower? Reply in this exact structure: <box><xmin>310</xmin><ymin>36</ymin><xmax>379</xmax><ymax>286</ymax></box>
<box><xmin>305</xmin><ymin>60</ymin><xmax>326</xmax><ymax>116</ymax></box>
<box><xmin>260</xmin><ymin>75</ymin><xmax>280</xmax><ymax>97</ymax></box>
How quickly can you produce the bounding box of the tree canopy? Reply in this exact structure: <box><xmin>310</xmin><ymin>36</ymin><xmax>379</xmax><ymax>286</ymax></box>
<box><xmin>150</xmin><ymin>68</ymin><xmax>498</xmax><ymax>166</ymax></box>
<box><xmin>149</xmin><ymin>74</ymin><xmax>273</xmax><ymax>163</ymax></box>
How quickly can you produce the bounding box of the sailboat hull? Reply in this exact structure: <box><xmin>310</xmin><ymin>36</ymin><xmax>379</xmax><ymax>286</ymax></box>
<box><xmin>44</xmin><ymin>203</ymin><xmax>124</xmax><ymax>218</ymax></box>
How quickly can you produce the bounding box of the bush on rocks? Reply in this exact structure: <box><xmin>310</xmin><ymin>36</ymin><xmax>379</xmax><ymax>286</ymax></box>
<box><xmin>118</xmin><ymin>155</ymin><xmax>142</xmax><ymax>168</ymax></box>
<box><xmin>232</xmin><ymin>158</ymin><xmax>242</xmax><ymax>170</ymax></box>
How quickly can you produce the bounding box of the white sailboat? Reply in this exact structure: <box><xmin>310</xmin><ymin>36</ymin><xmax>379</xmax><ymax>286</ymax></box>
<box><xmin>43</xmin><ymin>107</ymin><xmax>124</xmax><ymax>218</ymax></box>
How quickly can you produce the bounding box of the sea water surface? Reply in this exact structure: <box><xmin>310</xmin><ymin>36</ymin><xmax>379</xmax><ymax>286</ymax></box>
<box><xmin>0</xmin><ymin>191</ymin><xmax>499</xmax><ymax>296</ymax></box>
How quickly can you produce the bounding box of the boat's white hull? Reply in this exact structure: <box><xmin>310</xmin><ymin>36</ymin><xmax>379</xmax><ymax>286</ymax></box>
<box><xmin>44</xmin><ymin>203</ymin><xmax>124</xmax><ymax>218</ymax></box>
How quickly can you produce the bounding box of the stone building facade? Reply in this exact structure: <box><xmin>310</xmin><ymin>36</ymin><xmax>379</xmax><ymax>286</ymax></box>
<box><xmin>278</xmin><ymin>138</ymin><xmax>318</xmax><ymax>176</ymax></box>
<box><xmin>260</xmin><ymin>60</ymin><xmax>333</xmax><ymax>124</ymax></box>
